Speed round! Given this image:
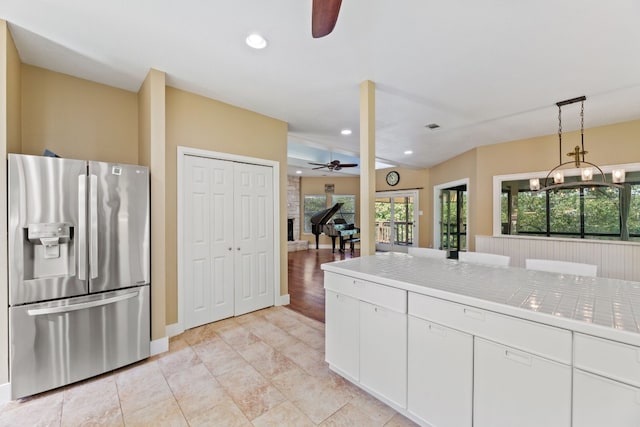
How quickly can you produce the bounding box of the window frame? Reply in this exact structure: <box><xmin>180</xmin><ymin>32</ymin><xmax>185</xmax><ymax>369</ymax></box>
<box><xmin>302</xmin><ymin>194</ymin><xmax>328</xmax><ymax>234</ymax></box>
<box><xmin>331</xmin><ymin>194</ymin><xmax>357</xmax><ymax>225</ymax></box>
<box><xmin>493</xmin><ymin>164</ymin><xmax>640</xmax><ymax>241</ymax></box>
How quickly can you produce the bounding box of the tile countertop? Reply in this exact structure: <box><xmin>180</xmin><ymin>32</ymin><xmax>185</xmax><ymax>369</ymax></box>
<box><xmin>321</xmin><ymin>252</ymin><xmax>640</xmax><ymax>347</ymax></box>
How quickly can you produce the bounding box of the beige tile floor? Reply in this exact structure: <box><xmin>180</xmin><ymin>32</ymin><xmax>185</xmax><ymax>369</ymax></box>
<box><xmin>0</xmin><ymin>306</ymin><xmax>418</xmax><ymax>426</ymax></box>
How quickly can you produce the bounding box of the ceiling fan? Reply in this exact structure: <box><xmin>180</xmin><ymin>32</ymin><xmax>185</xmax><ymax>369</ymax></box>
<box><xmin>312</xmin><ymin>0</ymin><xmax>342</xmax><ymax>38</ymax></box>
<box><xmin>309</xmin><ymin>159</ymin><xmax>358</xmax><ymax>171</ymax></box>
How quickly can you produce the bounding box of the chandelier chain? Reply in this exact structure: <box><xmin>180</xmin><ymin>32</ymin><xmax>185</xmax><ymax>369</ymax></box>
<box><xmin>580</xmin><ymin>100</ymin><xmax>585</xmax><ymax>162</ymax></box>
<box><xmin>558</xmin><ymin>105</ymin><xmax>562</xmax><ymax>163</ymax></box>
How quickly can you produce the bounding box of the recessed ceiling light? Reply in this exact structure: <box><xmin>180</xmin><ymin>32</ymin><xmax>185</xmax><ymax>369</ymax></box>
<box><xmin>404</xmin><ymin>150</ymin><xmax>413</xmax><ymax>155</ymax></box>
<box><xmin>341</xmin><ymin>129</ymin><xmax>352</xmax><ymax>135</ymax></box>
<box><xmin>425</xmin><ymin>123</ymin><xmax>440</xmax><ymax>130</ymax></box>
<box><xmin>246</xmin><ymin>33</ymin><xmax>268</xmax><ymax>49</ymax></box>
<box><xmin>296</xmin><ymin>170</ymin><xmax>302</xmax><ymax>174</ymax></box>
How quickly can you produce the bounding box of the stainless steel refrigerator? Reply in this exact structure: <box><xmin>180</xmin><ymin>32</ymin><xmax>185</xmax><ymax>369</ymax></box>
<box><xmin>8</xmin><ymin>154</ymin><xmax>150</xmax><ymax>399</ymax></box>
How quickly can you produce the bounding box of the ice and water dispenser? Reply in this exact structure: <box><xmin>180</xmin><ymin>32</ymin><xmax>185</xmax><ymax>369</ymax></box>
<box><xmin>23</xmin><ymin>222</ymin><xmax>75</xmax><ymax>279</ymax></box>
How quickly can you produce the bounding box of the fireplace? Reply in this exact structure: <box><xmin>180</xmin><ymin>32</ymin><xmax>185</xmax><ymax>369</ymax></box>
<box><xmin>287</xmin><ymin>218</ymin><xmax>294</xmax><ymax>241</ymax></box>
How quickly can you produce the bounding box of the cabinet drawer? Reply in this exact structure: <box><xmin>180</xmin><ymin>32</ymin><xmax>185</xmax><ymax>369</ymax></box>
<box><xmin>408</xmin><ymin>293</ymin><xmax>571</xmax><ymax>364</ymax></box>
<box><xmin>574</xmin><ymin>333</ymin><xmax>640</xmax><ymax>387</ymax></box>
<box><xmin>324</xmin><ymin>272</ymin><xmax>406</xmax><ymax>313</ymax></box>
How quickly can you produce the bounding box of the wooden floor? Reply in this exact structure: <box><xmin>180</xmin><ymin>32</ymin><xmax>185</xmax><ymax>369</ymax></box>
<box><xmin>287</xmin><ymin>247</ymin><xmax>360</xmax><ymax>323</ymax></box>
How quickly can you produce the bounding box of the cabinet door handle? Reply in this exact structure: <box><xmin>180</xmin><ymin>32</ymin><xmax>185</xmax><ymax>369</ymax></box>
<box><xmin>428</xmin><ymin>323</ymin><xmax>447</xmax><ymax>337</ymax></box>
<box><xmin>463</xmin><ymin>308</ymin><xmax>485</xmax><ymax>321</ymax></box>
<box><xmin>353</xmin><ymin>280</ymin><xmax>365</xmax><ymax>288</ymax></box>
<box><xmin>504</xmin><ymin>349</ymin><xmax>532</xmax><ymax>367</ymax></box>
<box><xmin>372</xmin><ymin>305</ymin><xmax>387</xmax><ymax>315</ymax></box>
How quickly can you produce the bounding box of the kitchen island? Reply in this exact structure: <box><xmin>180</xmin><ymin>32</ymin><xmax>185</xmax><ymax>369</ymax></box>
<box><xmin>321</xmin><ymin>252</ymin><xmax>640</xmax><ymax>427</ymax></box>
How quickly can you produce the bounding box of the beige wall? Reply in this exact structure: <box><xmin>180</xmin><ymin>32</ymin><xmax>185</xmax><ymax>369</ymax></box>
<box><xmin>137</xmin><ymin>73</ymin><xmax>151</xmax><ymax>166</ymax></box>
<box><xmin>137</xmin><ymin>69</ymin><xmax>167</xmax><ymax>340</ymax></box>
<box><xmin>21</xmin><ymin>65</ymin><xmax>138</xmax><ymax>163</ymax></box>
<box><xmin>0</xmin><ymin>18</ymin><xmax>21</xmax><ymax>386</ymax></box>
<box><xmin>164</xmin><ymin>86</ymin><xmax>288</xmax><ymax>325</ymax></box>
<box><xmin>5</xmin><ymin>25</ymin><xmax>19</xmax><ymax>154</ymax></box>
<box><xmin>299</xmin><ymin>176</ymin><xmax>360</xmax><ymax>247</ymax></box>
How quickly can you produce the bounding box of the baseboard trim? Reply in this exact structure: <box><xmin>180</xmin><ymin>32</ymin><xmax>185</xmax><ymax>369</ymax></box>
<box><xmin>150</xmin><ymin>336</ymin><xmax>169</xmax><ymax>356</ymax></box>
<box><xmin>0</xmin><ymin>382</ymin><xmax>10</xmax><ymax>404</ymax></box>
<box><xmin>276</xmin><ymin>294</ymin><xmax>290</xmax><ymax>306</ymax></box>
<box><xmin>165</xmin><ymin>323</ymin><xmax>184</xmax><ymax>338</ymax></box>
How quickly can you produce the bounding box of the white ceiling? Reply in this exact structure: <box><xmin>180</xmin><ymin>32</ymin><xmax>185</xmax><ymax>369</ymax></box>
<box><xmin>4</xmin><ymin>1</ymin><xmax>640</xmax><ymax>176</ymax></box>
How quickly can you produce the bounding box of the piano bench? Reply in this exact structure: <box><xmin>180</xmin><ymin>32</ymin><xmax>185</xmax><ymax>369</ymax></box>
<box><xmin>348</xmin><ymin>238</ymin><xmax>360</xmax><ymax>253</ymax></box>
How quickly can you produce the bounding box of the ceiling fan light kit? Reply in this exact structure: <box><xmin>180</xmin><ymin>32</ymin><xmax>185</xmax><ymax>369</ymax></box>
<box><xmin>308</xmin><ymin>159</ymin><xmax>358</xmax><ymax>171</ymax></box>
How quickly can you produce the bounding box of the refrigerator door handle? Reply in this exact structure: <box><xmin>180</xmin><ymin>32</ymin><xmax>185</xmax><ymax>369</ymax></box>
<box><xmin>27</xmin><ymin>291</ymin><xmax>139</xmax><ymax>316</ymax></box>
<box><xmin>89</xmin><ymin>174</ymin><xmax>98</xmax><ymax>279</ymax></box>
<box><xmin>78</xmin><ymin>175</ymin><xmax>87</xmax><ymax>280</ymax></box>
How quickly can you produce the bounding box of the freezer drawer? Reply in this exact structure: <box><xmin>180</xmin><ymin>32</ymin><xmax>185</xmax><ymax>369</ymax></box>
<box><xmin>9</xmin><ymin>286</ymin><xmax>150</xmax><ymax>399</ymax></box>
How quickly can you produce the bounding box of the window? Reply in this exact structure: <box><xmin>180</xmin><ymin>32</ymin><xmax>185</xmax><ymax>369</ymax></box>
<box><xmin>500</xmin><ymin>171</ymin><xmax>640</xmax><ymax>241</ymax></box>
<box><xmin>584</xmin><ymin>187</ymin><xmax>620</xmax><ymax>236</ymax></box>
<box><xmin>549</xmin><ymin>189</ymin><xmax>580</xmax><ymax>235</ymax></box>
<box><xmin>331</xmin><ymin>194</ymin><xmax>356</xmax><ymax>225</ymax></box>
<box><xmin>516</xmin><ymin>191</ymin><xmax>546</xmax><ymax>233</ymax></box>
<box><xmin>303</xmin><ymin>195</ymin><xmax>327</xmax><ymax>233</ymax></box>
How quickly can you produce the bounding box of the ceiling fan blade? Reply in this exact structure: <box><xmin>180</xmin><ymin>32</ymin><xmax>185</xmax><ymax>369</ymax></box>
<box><xmin>312</xmin><ymin>166</ymin><xmax>327</xmax><ymax>170</ymax></box>
<box><xmin>338</xmin><ymin>163</ymin><xmax>358</xmax><ymax>168</ymax></box>
<box><xmin>312</xmin><ymin>0</ymin><xmax>342</xmax><ymax>38</ymax></box>
<box><xmin>308</xmin><ymin>162</ymin><xmax>328</xmax><ymax>166</ymax></box>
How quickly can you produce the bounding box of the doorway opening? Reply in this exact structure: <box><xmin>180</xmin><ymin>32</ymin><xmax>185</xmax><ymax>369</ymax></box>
<box><xmin>433</xmin><ymin>179</ymin><xmax>469</xmax><ymax>259</ymax></box>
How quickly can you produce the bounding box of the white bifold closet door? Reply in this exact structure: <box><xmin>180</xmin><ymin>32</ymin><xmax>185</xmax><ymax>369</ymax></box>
<box><xmin>184</xmin><ymin>155</ymin><xmax>274</xmax><ymax>329</ymax></box>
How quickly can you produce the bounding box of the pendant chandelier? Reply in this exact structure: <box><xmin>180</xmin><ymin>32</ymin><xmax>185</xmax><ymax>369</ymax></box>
<box><xmin>529</xmin><ymin>96</ymin><xmax>625</xmax><ymax>192</ymax></box>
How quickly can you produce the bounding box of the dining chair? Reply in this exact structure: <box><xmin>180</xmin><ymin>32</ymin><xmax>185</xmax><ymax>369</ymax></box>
<box><xmin>458</xmin><ymin>251</ymin><xmax>510</xmax><ymax>266</ymax></box>
<box><xmin>525</xmin><ymin>259</ymin><xmax>597</xmax><ymax>277</ymax></box>
<box><xmin>408</xmin><ymin>247</ymin><xmax>448</xmax><ymax>259</ymax></box>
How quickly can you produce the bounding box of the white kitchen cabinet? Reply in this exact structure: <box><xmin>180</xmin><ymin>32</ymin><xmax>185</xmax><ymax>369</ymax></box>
<box><xmin>473</xmin><ymin>338</ymin><xmax>571</xmax><ymax>427</ymax></box>
<box><xmin>573</xmin><ymin>369</ymin><xmax>640</xmax><ymax>427</ymax></box>
<box><xmin>573</xmin><ymin>333</ymin><xmax>640</xmax><ymax>426</ymax></box>
<box><xmin>322</xmin><ymin>255</ymin><xmax>640</xmax><ymax>427</ymax></box>
<box><xmin>325</xmin><ymin>290</ymin><xmax>359</xmax><ymax>381</ymax></box>
<box><xmin>407</xmin><ymin>315</ymin><xmax>472</xmax><ymax>427</ymax></box>
<box><xmin>359</xmin><ymin>301</ymin><xmax>407</xmax><ymax>409</ymax></box>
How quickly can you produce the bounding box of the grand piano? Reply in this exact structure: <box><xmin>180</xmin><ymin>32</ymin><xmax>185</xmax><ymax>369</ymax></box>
<box><xmin>310</xmin><ymin>203</ymin><xmax>360</xmax><ymax>253</ymax></box>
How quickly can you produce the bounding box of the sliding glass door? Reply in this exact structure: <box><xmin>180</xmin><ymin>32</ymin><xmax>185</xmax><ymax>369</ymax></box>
<box><xmin>375</xmin><ymin>190</ymin><xmax>418</xmax><ymax>252</ymax></box>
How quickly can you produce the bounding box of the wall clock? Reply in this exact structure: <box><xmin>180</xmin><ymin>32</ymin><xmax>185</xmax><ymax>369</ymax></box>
<box><xmin>386</xmin><ymin>170</ymin><xmax>400</xmax><ymax>186</ymax></box>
